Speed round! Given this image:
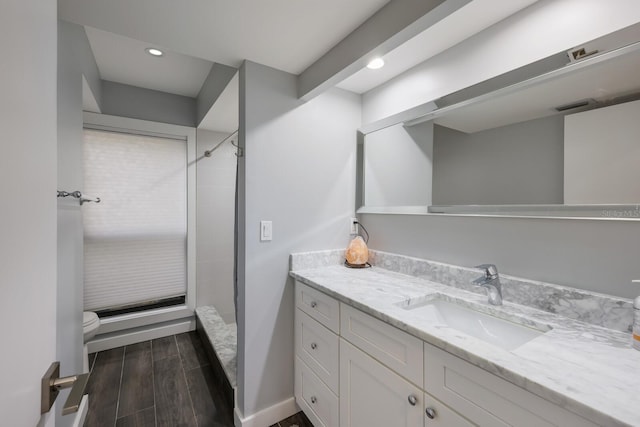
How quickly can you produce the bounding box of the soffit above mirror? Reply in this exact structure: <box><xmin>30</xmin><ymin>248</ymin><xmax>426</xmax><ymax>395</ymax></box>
<box><xmin>336</xmin><ymin>0</ymin><xmax>539</xmax><ymax>94</ymax></box>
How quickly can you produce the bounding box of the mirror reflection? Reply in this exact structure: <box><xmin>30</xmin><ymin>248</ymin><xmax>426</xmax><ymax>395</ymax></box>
<box><xmin>360</xmin><ymin>29</ymin><xmax>640</xmax><ymax>218</ymax></box>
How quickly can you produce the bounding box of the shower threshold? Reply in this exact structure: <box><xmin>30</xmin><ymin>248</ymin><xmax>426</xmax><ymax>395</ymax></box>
<box><xmin>95</xmin><ymin>295</ymin><xmax>186</xmax><ymax>318</ymax></box>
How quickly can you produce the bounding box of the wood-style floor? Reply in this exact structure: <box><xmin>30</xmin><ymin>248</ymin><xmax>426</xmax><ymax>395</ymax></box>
<box><xmin>268</xmin><ymin>411</ymin><xmax>314</xmax><ymax>427</ymax></box>
<box><xmin>84</xmin><ymin>332</ymin><xmax>234</xmax><ymax>427</ymax></box>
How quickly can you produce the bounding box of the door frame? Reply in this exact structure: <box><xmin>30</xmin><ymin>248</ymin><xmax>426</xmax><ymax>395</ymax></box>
<box><xmin>82</xmin><ymin>112</ymin><xmax>197</xmax><ymax>347</ymax></box>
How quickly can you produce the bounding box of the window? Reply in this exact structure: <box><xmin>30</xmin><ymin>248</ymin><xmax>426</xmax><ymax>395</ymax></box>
<box><xmin>83</xmin><ymin>127</ymin><xmax>191</xmax><ymax>312</ymax></box>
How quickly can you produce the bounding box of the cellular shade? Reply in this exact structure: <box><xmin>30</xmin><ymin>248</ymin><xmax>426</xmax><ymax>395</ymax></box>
<box><xmin>83</xmin><ymin>128</ymin><xmax>187</xmax><ymax>311</ymax></box>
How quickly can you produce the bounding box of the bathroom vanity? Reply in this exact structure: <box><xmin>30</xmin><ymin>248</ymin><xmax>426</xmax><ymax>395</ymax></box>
<box><xmin>290</xmin><ymin>250</ymin><xmax>639</xmax><ymax>427</ymax></box>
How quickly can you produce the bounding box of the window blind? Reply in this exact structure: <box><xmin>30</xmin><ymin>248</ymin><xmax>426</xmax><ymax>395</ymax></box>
<box><xmin>83</xmin><ymin>128</ymin><xmax>187</xmax><ymax>311</ymax></box>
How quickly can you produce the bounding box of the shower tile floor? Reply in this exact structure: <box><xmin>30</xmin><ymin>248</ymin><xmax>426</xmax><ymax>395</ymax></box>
<box><xmin>84</xmin><ymin>332</ymin><xmax>234</xmax><ymax>427</ymax></box>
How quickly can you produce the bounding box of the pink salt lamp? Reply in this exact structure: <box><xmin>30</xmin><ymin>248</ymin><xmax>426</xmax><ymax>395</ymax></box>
<box><xmin>345</xmin><ymin>236</ymin><xmax>369</xmax><ymax>267</ymax></box>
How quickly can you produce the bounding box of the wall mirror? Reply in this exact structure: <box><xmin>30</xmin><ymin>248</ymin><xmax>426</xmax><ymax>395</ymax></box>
<box><xmin>357</xmin><ymin>23</ymin><xmax>640</xmax><ymax>219</ymax></box>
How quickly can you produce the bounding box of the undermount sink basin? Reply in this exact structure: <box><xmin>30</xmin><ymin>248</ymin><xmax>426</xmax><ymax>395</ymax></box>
<box><xmin>398</xmin><ymin>296</ymin><xmax>550</xmax><ymax>351</ymax></box>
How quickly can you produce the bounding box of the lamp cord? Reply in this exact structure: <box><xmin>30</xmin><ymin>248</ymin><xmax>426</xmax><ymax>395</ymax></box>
<box><xmin>356</xmin><ymin>220</ymin><xmax>369</xmax><ymax>244</ymax></box>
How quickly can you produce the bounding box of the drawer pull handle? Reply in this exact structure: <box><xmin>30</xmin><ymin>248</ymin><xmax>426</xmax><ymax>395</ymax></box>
<box><xmin>310</xmin><ymin>396</ymin><xmax>317</xmax><ymax>404</ymax></box>
<box><xmin>310</xmin><ymin>342</ymin><xmax>318</xmax><ymax>350</ymax></box>
<box><xmin>425</xmin><ymin>407</ymin><xmax>436</xmax><ymax>419</ymax></box>
<box><xmin>408</xmin><ymin>395</ymin><xmax>418</xmax><ymax>406</ymax></box>
<box><xmin>310</xmin><ymin>301</ymin><xmax>317</xmax><ymax>308</ymax></box>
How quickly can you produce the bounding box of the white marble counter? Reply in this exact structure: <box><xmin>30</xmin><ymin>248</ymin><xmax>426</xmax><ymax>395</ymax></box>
<box><xmin>195</xmin><ymin>306</ymin><xmax>237</xmax><ymax>388</ymax></box>
<box><xmin>290</xmin><ymin>251</ymin><xmax>640</xmax><ymax>427</ymax></box>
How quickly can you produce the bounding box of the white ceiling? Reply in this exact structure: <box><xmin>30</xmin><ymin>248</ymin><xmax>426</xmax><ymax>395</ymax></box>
<box><xmin>336</xmin><ymin>0</ymin><xmax>539</xmax><ymax>94</ymax></box>
<box><xmin>65</xmin><ymin>0</ymin><xmax>543</xmax><ymax>132</ymax></box>
<box><xmin>85</xmin><ymin>27</ymin><xmax>214</xmax><ymax>97</ymax></box>
<box><xmin>59</xmin><ymin>0</ymin><xmax>389</xmax><ymax>75</ymax></box>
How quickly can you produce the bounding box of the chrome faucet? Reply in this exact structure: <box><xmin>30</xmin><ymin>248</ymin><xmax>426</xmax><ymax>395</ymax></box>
<box><xmin>473</xmin><ymin>264</ymin><xmax>503</xmax><ymax>305</ymax></box>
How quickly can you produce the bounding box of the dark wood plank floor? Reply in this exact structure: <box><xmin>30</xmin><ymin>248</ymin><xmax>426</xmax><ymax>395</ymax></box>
<box><xmin>84</xmin><ymin>332</ymin><xmax>234</xmax><ymax>427</ymax></box>
<box><xmin>85</xmin><ymin>330</ymin><xmax>313</xmax><ymax>427</ymax></box>
<box><xmin>269</xmin><ymin>411</ymin><xmax>314</xmax><ymax>427</ymax></box>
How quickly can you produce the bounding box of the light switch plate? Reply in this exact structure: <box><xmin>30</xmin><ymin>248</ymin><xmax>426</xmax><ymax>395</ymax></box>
<box><xmin>260</xmin><ymin>220</ymin><xmax>272</xmax><ymax>241</ymax></box>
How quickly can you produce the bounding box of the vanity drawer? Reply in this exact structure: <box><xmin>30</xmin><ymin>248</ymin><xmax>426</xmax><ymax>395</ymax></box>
<box><xmin>295</xmin><ymin>356</ymin><xmax>339</xmax><ymax>427</ymax></box>
<box><xmin>296</xmin><ymin>281</ymin><xmax>339</xmax><ymax>333</ymax></box>
<box><xmin>423</xmin><ymin>342</ymin><xmax>599</xmax><ymax>427</ymax></box>
<box><xmin>295</xmin><ymin>308</ymin><xmax>339</xmax><ymax>394</ymax></box>
<box><xmin>340</xmin><ymin>303</ymin><xmax>423</xmax><ymax>386</ymax></box>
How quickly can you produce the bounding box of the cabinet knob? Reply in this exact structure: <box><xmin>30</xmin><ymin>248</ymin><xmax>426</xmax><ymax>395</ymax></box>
<box><xmin>310</xmin><ymin>342</ymin><xmax>318</xmax><ymax>350</ymax></box>
<box><xmin>310</xmin><ymin>396</ymin><xmax>317</xmax><ymax>404</ymax></box>
<box><xmin>408</xmin><ymin>394</ymin><xmax>418</xmax><ymax>406</ymax></box>
<box><xmin>310</xmin><ymin>301</ymin><xmax>317</xmax><ymax>308</ymax></box>
<box><xmin>425</xmin><ymin>407</ymin><xmax>436</xmax><ymax>419</ymax></box>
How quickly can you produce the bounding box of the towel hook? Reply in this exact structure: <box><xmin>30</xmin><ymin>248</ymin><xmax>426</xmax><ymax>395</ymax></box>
<box><xmin>204</xmin><ymin>129</ymin><xmax>239</xmax><ymax>157</ymax></box>
<box><xmin>57</xmin><ymin>190</ymin><xmax>101</xmax><ymax>206</ymax></box>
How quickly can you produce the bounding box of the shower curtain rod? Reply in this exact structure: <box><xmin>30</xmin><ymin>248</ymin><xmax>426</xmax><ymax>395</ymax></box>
<box><xmin>204</xmin><ymin>129</ymin><xmax>239</xmax><ymax>158</ymax></box>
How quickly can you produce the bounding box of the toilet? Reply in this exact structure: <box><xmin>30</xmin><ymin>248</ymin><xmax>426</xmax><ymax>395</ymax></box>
<box><xmin>83</xmin><ymin>311</ymin><xmax>100</xmax><ymax>373</ymax></box>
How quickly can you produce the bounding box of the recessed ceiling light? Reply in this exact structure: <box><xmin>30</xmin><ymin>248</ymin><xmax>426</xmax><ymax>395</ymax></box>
<box><xmin>367</xmin><ymin>57</ymin><xmax>385</xmax><ymax>70</ymax></box>
<box><xmin>145</xmin><ymin>48</ymin><xmax>164</xmax><ymax>57</ymax></box>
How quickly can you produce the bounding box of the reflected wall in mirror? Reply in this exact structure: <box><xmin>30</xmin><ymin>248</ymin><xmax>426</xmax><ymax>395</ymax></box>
<box><xmin>358</xmin><ymin>23</ymin><xmax>640</xmax><ymax>218</ymax></box>
<box><xmin>363</xmin><ymin>121</ymin><xmax>433</xmax><ymax>208</ymax></box>
<box><xmin>432</xmin><ymin>115</ymin><xmax>564</xmax><ymax>206</ymax></box>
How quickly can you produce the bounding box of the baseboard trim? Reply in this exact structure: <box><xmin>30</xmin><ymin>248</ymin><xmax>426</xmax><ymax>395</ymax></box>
<box><xmin>234</xmin><ymin>397</ymin><xmax>298</xmax><ymax>427</ymax></box>
<box><xmin>87</xmin><ymin>318</ymin><xmax>195</xmax><ymax>353</ymax></box>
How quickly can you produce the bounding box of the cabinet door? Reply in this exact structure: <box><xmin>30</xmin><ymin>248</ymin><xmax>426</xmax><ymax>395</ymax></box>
<box><xmin>340</xmin><ymin>339</ymin><xmax>423</xmax><ymax>427</ymax></box>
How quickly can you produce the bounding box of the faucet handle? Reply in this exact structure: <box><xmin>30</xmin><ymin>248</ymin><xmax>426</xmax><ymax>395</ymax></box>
<box><xmin>475</xmin><ymin>264</ymin><xmax>498</xmax><ymax>278</ymax></box>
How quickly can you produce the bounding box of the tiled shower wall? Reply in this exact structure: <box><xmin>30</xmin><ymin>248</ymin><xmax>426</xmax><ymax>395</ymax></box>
<box><xmin>196</xmin><ymin>129</ymin><xmax>237</xmax><ymax>323</ymax></box>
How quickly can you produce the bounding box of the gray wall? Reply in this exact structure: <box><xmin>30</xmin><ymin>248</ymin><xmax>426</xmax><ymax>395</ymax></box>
<box><xmin>364</xmin><ymin>121</ymin><xmax>433</xmax><ymax>206</ymax></box>
<box><xmin>196</xmin><ymin>129</ymin><xmax>237</xmax><ymax>323</ymax></box>
<box><xmin>237</xmin><ymin>61</ymin><xmax>360</xmax><ymax>417</ymax></box>
<box><xmin>196</xmin><ymin>63</ymin><xmax>237</xmax><ymax>125</ymax></box>
<box><xmin>564</xmin><ymin>100</ymin><xmax>640</xmax><ymax>204</ymax></box>
<box><xmin>101</xmin><ymin>80</ymin><xmax>197</xmax><ymax>127</ymax></box>
<box><xmin>432</xmin><ymin>115</ymin><xmax>564</xmax><ymax>205</ymax></box>
<box><xmin>359</xmin><ymin>212</ymin><xmax>640</xmax><ymax>299</ymax></box>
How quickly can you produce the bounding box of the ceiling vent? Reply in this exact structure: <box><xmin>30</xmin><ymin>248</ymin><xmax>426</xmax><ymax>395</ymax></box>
<box><xmin>554</xmin><ymin>99</ymin><xmax>595</xmax><ymax>112</ymax></box>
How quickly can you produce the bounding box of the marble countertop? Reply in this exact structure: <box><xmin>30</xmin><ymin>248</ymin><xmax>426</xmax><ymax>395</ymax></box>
<box><xmin>290</xmin><ymin>254</ymin><xmax>640</xmax><ymax>427</ymax></box>
<box><xmin>195</xmin><ymin>306</ymin><xmax>237</xmax><ymax>388</ymax></box>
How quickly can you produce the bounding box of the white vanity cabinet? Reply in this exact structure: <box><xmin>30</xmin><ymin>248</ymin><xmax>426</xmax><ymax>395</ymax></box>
<box><xmin>338</xmin><ymin>301</ymin><xmax>473</xmax><ymax>427</ymax></box>
<box><xmin>340</xmin><ymin>338</ymin><xmax>473</xmax><ymax>427</ymax></box>
<box><xmin>294</xmin><ymin>281</ymin><xmax>598</xmax><ymax>427</ymax></box>
<box><xmin>295</xmin><ymin>281</ymin><xmax>471</xmax><ymax>427</ymax></box>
